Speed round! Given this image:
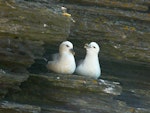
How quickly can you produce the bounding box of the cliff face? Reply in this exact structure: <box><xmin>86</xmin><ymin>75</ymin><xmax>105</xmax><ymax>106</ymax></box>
<box><xmin>0</xmin><ymin>0</ymin><xmax>150</xmax><ymax>72</ymax></box>
<box><xmin>0</xmin><ymin>0</ymin><xmax>150</xmax><ymax>113</ymax></box>
<box><xmin>58</xmin><ymin>0</ymin><xmax>150</xmax><ymax>63</ymax></box>
<box><xmin>0</xmin><ymin>0</ymin><xmax>71</xmax><ymax>72</ymax></box>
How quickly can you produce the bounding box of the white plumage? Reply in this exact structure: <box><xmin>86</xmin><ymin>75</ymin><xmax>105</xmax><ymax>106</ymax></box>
<box><xmin>47</xmin><ymin>41</ymin><xmax>76</xmax><ymax>74</ymax></box>
<box><xmin>75</xmin><ymin>42</ymin><xmax>101</xmax><ymax>79</ymax></box>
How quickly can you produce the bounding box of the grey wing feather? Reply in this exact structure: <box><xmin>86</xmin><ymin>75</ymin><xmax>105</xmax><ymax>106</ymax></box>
<box><xmin>77</xmin><ymin>59</ymin><xmax>83</xmax><ymax>66</ymax></box>
<box><xmin>51</xmin><ymin>53</ymin><xmax>59</xmax><ymax>61</ymax></box>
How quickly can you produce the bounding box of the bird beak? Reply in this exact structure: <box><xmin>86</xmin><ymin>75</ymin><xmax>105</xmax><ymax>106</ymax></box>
<box><xmin>70</xmin><ymin>49</ymin><xmax>75</xmax><ymax>55</ymax></box>
<box><xmin>84</xmin><ymin>43</ymin><xmax>88</xmax><ymax>48</ymax></box>
<box><xmin>84</xmin><ymin>43</ymin><xmax>91</xmax><ymax>48</ymax></box>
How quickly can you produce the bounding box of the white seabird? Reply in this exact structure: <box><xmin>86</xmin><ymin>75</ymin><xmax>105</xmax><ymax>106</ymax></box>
<box><xmin>47</xmin><ymin>41</ymin><xmax>76</xmax><ymax>74</ymax></box>
<box><xmin>75</xmin><ymin>42</ymin><xmax>101</xmax><ymax>79</ymax></box>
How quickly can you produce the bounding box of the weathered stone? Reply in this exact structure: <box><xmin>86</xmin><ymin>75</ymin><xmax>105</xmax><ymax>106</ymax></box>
<box><xmin>0</xmin><ymin>101</ymin><xmax>41</xmax><ymax>113</ymax></box>
<box><xmin>0</xmin><ymin>37</ymin><xmax>44</xmax><ymax>73</ymax></box>
<box><xmin>4</xmin><ymin>74</ymin><xmax>122</xmax><ymax>113</ymax></box>
<box><xmin>0</xmin><ymin>72</ymin><xmax>28</xmax><ymax>99</ymax></box>
<box><xmin>0</xmin><ymin>0</ymin><xmax>72</xmax><ymax>72</ymax></box>
<box><xmin>0</xmin><ymin>0</ymin><xmax>149</xmax><ymax>113</ymax></box>
<box><xmin>59</xmin><ymin>0</ymin><xmax>149</xmax><ymax>11</ymax></box>
<box><xmin>61</xmin><ymin>1</ymin><xmax>150</xmax><ymax>63</ymax></box>
<box><xmin>0</xmin><ymin>1</ymin><xmax>71</xmax><ymax>42</ymax></box>
<box><xmin>4</xmin><ymin>73</ymin><xmax>149</xmax><ymax>113</ymax></box>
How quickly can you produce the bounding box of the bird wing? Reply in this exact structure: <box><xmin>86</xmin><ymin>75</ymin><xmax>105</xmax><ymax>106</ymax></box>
<box><xmin>77</xmin><ymin>59</ymin><xmax>84</xmax><ymax>66</ymax></box>
<box><xmin>51</xmin><ymin>53</ymin><xmax>59</xmax><ymax>61</ymax></box>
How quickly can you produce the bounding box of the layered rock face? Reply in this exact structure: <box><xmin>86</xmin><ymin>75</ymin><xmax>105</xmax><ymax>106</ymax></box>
<box><xmin>58</xmin><ymin>0</ymin><xmax>150</xmax><ymax>63</ymax></box>
<box><xmin>0</xmin><ymin>0</ymin><xmax>71</xmax><ymax>73</ymax></box>
<box><xmin>0</xmin><ymin>0</ymin><xmax>150</xmax><ymax>113</ymax></box>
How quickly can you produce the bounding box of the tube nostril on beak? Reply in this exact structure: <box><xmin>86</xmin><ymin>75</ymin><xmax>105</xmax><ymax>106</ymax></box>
<box><xmin>84</xmin><ymin>43</ymin><xmax>89</xmax><ymax>48</ymax></box>
<box><xmin>70</xmin><ymin>49</ymin><xmax>75</xmax><ymax>55</ymax></box>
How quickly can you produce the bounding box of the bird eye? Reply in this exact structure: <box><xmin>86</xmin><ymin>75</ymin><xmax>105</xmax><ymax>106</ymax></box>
<box><xmin>93</xmin><ymin>46</ymin><xmax>96</xmax><ymax>48</ymax></box>
<box><xmin>66</xmin><ymin>45</ymin><xmax>69</xmax><ymax>47</ymax></box>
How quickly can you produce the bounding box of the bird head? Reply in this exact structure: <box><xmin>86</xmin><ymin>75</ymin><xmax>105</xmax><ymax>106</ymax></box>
<box><xmin>59</xmin><ymin>41</ymin><xmax>75</xmax><ymax>55</ymax></box>
<box><xmin>84</xmin><ymin>42</ymin><xmax>100</xmax><ymax>55</ymax></box>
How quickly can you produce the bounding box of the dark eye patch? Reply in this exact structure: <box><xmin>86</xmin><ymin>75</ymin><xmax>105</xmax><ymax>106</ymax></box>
<box><xmin>93</xmin><ymin>46</ymin><xmax>96</xmax><ymax>48</ymax></box>
<box><xmin>66</xmin><ymin>45</ymin><xmax>69</xmax><ymax>47</ymax></box>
